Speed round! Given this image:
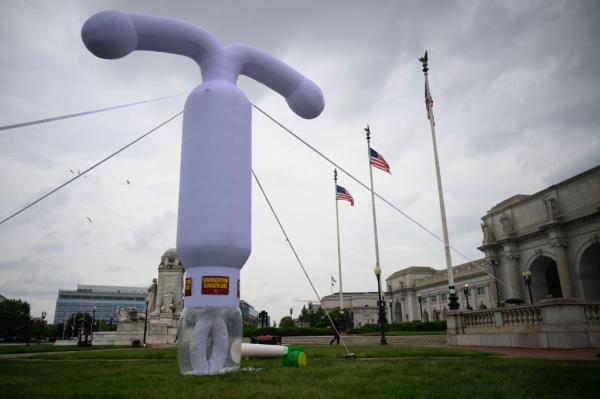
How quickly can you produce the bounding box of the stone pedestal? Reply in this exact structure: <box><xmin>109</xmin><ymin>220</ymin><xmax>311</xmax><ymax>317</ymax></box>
<box><xmin>92</xmin><ymin>248</ymin><xmax>184</xmax><ymax>346</ymax></box>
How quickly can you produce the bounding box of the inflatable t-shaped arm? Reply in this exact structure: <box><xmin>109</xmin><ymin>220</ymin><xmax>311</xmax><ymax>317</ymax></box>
<box><xmin>82</xmin><ymin>10</ymin><xmax>324</xmax><ymax>118</ymax></box>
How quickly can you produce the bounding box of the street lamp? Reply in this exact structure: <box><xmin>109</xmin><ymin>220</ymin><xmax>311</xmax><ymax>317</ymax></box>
<box><xmin>522</xmin><ymin>271</ymin><xmax>533</xmax><ymax>303</ymax></box>
<box><xmin>62</xmin><ymin>312</ymin><xmax>67</xmax><ymax>340</ymax></box>
<box><xmin>143</xmin><ymin>299</ymin><xmax>149</xmax><ymax>346</ymax></box>
<box><xmin>463</xmin><ymin>284</ymin><xmax>472</xmax><ymax>310</ymax></box>
<box><xmin>80</xmin><ymin>313</ymin><xmax>86</xmax><ymax>344</ymax></box>
<box><xmin>490</xmin><ymin>260</ymin><xmax>502</xmax><ymax>307</ymax></box>
<box><xmin>71</xmin><ymin>314</ymin><xmax>76</xmax><ymax>339</ymax></box>
<box><xmin>374</xmin><ymin>264</ymin><xmax>387</xmax><ymax>345</ymax></box>
<box><xmin>91</xmin><ymin>305</ymin><xmax>96</xmax><ymax>338</ymax></box>
<box><xmin>41</xmin><ymin>311</ymin><xmax>47</xmax><ymax>342</ymax></box>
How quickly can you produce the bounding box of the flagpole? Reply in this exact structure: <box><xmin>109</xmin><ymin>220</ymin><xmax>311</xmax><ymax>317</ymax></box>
<box><xmin>334</xmin><ymin>169</ymin><xmax>344</xmax><ymax>311</ymax></box>
<box><xmin>365</xmin><ymin>125</ymin><xmax>387</xmax><ymax>345</ymax></box>
<box><xmin>419</xmin><ymin>51</ymin><xmax>459</xmax><ymax>310</ymax></box>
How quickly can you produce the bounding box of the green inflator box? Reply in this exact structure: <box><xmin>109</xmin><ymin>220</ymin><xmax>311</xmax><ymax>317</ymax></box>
<box><xmin>282</xmin><ymin>345</ymin><xmax>307</xmax><ymax>367</ymax></box>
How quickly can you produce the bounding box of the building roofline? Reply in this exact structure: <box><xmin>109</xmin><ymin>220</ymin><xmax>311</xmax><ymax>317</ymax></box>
<box><xmin>484</xmin><ymin>164</ymin><xmax>600</xmax><ymax>217</ymax></box>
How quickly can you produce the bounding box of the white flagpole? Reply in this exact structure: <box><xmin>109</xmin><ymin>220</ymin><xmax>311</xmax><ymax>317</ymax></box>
<box><xmin>334</xmin><ymin>169</ymin><xmax>344</xmax><ymax>311</ymax></box>
<box><xmin>419</xmin><ymin>51</ymin><xmax>459</xmax><ymax>310</ymax></box>
<box><xmin>365</xmin><ymin>125</ymin><xmax>387</xmax><ymax>345</ymax></box>
<box><xmin>365</xmin><ymin>129</ymin><xmax>381</xmax><ymax>271</ymax></box>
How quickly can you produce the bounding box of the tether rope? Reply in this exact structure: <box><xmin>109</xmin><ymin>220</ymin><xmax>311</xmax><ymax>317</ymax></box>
<box><xmin>0</xmin><ymin>112</ymin><xmax>182</xmax><ymax>225</ymax></box>
<box><xmin>251</xmin><ymin>103</ymin><xmax>507</xmax><ymax>287</ymax></box>
<box><xmin>0</xmin><ymin>94</ymin><xmax>182</xmax><ymax>132</ymax></box>
<box><xmin>252</xmin><ymin>169</ymin><xmax>353</xmax><ymax>355</ymax></box>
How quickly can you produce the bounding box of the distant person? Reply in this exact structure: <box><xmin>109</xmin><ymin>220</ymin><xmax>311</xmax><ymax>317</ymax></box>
<box><xmin>329</xmin><ymin>316</ymin><xmax>340</xmax><ymax>346</ymax></box>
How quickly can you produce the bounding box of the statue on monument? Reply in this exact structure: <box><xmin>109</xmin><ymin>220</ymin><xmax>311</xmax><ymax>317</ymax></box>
<box><xmin>161</xmin><ymin>291</ymin><xmax>174</xmax><ymax>314</ymax></box>
<box><xmin>481</xmin><ymin>222</ymin><xmax>494</xmax><ymax>243</ymax></box>
<box><xmin>499</xmin><ymin>213</ymin><xmax>513</xmax><ymax>236</ymax></box>
<box><xmin>146</xmin><ymin>278</ymin><xmax>158</xmax><ymax>313</ymax></box>
<box><xmin>544</xmin><ymin>196</ymin><xmax>560</xmax><ymax>220</ymax></box>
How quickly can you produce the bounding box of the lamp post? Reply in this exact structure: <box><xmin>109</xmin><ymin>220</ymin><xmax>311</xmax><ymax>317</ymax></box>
<box><xmin>143</xmin><ymin>299</ymin><xmax>149</xmax><ymax>346</ymax></box>
<box><xmin>40</xmin><ymin>311</ymin><xmax>47</xmax><ymax>342</ymax></box>
<box><xmin>490</xmin><ymin>260</ymin><xmax>502</xmax><ymax>307</ymax></box>
<box><xmin>62</xmin><ymin>312</ymin><xmax>67</xmax><ymax>340</ymax></box>
<box><xmin>91</xmin><ymin>305</ymin><xmax>96</xmax><ymax>339</ymax></box>
<box><xmin>80</xmin><ymin>313</ymin><xmax>86</xmax><ymax>344</ymax></box>
<box><xmin>522</xmin><ymin>271</ymin><xmax>533</xmax><ymax>303</ymax></box>
<box><xmin>374</xmin><ymin>264</ymin><xmax>387</xmax><ymax>345</ymax></box>
<box><xmin>418</xmin><ymin>296</ymin><xmax>423</xmax><ymax>320</ymax></box>
<box><xmin>289</xmin><ymin>307</ymin><xmax>293</xmax><ymax>318</ymax></box>
<box><xmin>463</xmin><ymin>284</ymin><xmax>472</xmax><ymax>310</ymax></box>
<box><xmin>71</xmin><ymin>314</ymin><xmax>76</xmax><ymax>339</ymax></box>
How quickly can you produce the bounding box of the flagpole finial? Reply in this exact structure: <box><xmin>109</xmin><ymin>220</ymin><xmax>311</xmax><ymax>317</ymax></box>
<box><xmin>364</xmin><ymin>124</ymin><xmax>371</xmax><ymax>142</ymax></box>
<box><xmin>419</xmin><ymin>50</ymin><xmax>429</xmax><ymax>75</ymax></box>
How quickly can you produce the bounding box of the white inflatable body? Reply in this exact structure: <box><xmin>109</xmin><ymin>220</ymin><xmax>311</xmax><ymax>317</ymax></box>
<box><xmin>82</xmin><ymin>11</ymin><xmax>324</xmax><ymax>375</ymax></box>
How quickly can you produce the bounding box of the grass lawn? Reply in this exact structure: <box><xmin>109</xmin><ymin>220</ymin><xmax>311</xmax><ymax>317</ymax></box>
<box><xmin>1</xmin><ymin>345</ymin><xmax>598</xmax><ymax>399</ymax></box>
<box><xmin>0</xmin><ymin>344</ymin><xmax>126</xmax><ymax>355</ymax></box>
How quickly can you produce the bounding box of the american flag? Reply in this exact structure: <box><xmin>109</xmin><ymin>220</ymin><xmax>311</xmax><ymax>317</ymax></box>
<box><xmin>336</xmin><ymin>185</ymin><xmax>354</xmax><ymax>206</ymax></box>
<box><xmin>425</xmin><ymin>81</ymin><xmax>435</xmax><ymax>125</ymax></box>
<box><xmin>369</xmin><ymin>148</ymin><xmax>391</xmax><ymax>174</ymax></box>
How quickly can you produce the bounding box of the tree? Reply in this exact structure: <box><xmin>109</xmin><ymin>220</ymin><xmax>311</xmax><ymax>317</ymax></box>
<box><xmin>279</xmin><ymin>316</ymin><xmax>296</xmax><ymax>329</ymax></box>
<box><xmin>297</xmin><ymin>303</ymin><xmax>329</xmax><ymax>328</ymax></box>
<box><xmin>0</xmin><ymin>299</ymin><xmax>31</xmax><ymax>342</ymax></box>
<box><xmin>64</xmin><ymin>312</ymin><xmax>92</xmax><ymax>338</ymax></box>
<box><xmin>298</xmin><ymin>304</ymin><xmax>310</xmax><ymax>323</ymax></box>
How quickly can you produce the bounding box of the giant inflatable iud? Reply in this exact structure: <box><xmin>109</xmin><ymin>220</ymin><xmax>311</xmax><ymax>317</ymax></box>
<box><xmin>81</xmin><ymin>11</ymin><xmax>324</xmax><ymax>375</ymax></box>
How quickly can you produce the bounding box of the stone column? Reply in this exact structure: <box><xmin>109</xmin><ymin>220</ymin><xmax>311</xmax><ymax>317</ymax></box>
<box><xmin>551</xmin><ymin>240</ymin><xmax>574</xmax><ymax>298</ymax></box>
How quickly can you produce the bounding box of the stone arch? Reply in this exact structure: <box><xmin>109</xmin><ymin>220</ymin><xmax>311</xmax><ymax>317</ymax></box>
<box><xmin>577</xmin><ymin>239</ymin><xmax>600</xmax><ymax>300</ymax></box>
<box><xmin>423</xmin><ymin>310</ymin><xmax>429</xmax><ymax>322</ymax></box>
<box><xmin>394</xmin><ymin>301</ymin><xmax>402</xmax><ymax>323</ymax></box>
<box><xmin>528</xmin><ymin>254</ymin><xmax>562</xmax><ymax>301</ymax></box>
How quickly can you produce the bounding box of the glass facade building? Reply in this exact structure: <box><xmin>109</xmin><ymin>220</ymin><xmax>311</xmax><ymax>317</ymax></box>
<box><xmin>53</xmin><ymin>284</ymin><xmax>146</xmax><ymax>324</ymax></box>
<box><xmin>239</xmin><ymin>299</ymin><xmax>259</xmax><ymax>326</ymax></box>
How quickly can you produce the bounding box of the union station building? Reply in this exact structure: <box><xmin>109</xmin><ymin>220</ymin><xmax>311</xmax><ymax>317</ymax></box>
<box><xmin>322</xmin><ymin>165</ymin><xmax>600</xmax><ymax>327</ymax></box>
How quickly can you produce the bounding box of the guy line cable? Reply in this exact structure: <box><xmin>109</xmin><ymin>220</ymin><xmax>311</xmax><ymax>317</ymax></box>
<box><xmin>0</xmin><ymin>111</ymin><xmax>183</xmax><ymax>226</ymax></box>
<box><xmin>252</xmin><ymin>169</ymin><xmax>354</xmax><ymax>356</ymax></box>
<box><xmin>251</xmin><ymin>103</ymin><xmax>507</xmax><ymax>287</ymax></box>
<box><xmin>1</xmin><ymin>92</ymin><xmax>504</xmax><ymax>287</ymax></box>
<box><xmin>0</xmin><ymin>94</ymin><xmax>183</xmax><ymax>132</ymax></box>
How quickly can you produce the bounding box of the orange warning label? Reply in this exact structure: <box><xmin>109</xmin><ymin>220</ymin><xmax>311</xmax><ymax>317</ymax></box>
<box><xmin>201</xmin><ymin>276</ymin><xmax>229</xmax><ymax>295</ymax></box>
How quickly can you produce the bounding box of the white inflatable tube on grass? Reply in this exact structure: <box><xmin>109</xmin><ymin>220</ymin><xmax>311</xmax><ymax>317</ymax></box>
<box><xmin>241</xmin><ymin>343</ymin><xmax>288</xmax><ymax>358</ymax></box>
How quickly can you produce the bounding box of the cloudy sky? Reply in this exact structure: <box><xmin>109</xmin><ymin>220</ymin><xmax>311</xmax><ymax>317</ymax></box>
<box><xmin>1</xmin><ymin>0</ymin><xmax>599</xmax><ymax>323</ymax></box>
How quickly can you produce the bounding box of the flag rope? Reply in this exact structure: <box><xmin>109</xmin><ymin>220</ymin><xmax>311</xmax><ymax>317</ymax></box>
<box><xmin>252</xmin><ymin>169</ymin><xmax>354</xmax><ymax>355</ymax></box>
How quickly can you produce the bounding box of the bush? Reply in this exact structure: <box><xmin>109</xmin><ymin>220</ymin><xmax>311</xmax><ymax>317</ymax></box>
<box><xmin>243</xmin><ymin>326</ymin><xmax>331</xmax><ymax>337</ymax></box>
<box><xmin>347</xmin><ymin>321</ymin><xmax>446</xmax><ymax>334</ymax></box>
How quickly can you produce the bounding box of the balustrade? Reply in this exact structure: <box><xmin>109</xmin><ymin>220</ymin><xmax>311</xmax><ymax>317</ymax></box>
<box><xmin>584</xmin><ymin>304</ymin><xmax>600</xmax><ymax>323</ymax></box>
